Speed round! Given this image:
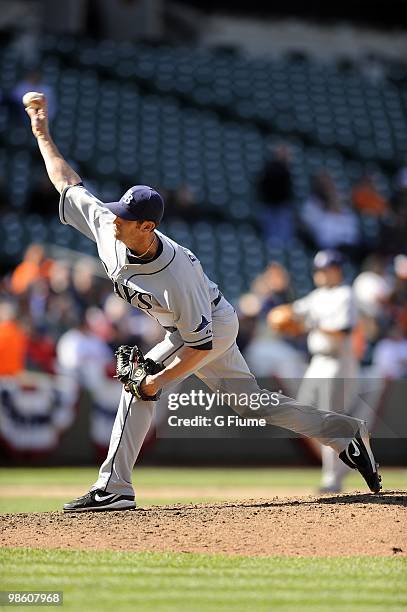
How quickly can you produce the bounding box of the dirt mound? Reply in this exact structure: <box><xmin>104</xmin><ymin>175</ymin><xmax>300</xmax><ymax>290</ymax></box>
<box><xmin>1</xmin><ymin>491</ymin><xmax>406</xmax><ymax>557</ymax></box>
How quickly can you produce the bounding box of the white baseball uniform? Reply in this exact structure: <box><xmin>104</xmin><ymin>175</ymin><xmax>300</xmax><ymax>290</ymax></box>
<box><xmin>293</xmin><ymin>285</ymin><xmax>359</xmax><ymax>490</ymax></box>
<box><xmin>60</xmin><ymin>185</ymin><xmax>365</xmax><ymax>497</ymax></box>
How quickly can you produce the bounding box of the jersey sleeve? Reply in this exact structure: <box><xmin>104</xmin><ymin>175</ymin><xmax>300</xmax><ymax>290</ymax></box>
<box><xmin>59</xmin><ymin>184</ymin><xmax>112</xmax><ymax>242</ymax></box>
<box><xmin>165</xmin><ymin>278</ymin><xmax>213</xmax><ymax>350</ymax></box>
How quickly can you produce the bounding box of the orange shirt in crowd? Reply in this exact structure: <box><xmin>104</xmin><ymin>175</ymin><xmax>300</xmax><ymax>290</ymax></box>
<box><xmin>0</xmin><ymin>320</ymin><xmax>28</xmax><ymax>375</ymax></box>
<box><xmin>10</xmin><ymin>259</ymin><xmax>53</xmax><ymax>295</ymax></box>
<box><xmin>352</xmin><ymin>185</ymin><xmax>389</xmax><ymax>216</ymax></box>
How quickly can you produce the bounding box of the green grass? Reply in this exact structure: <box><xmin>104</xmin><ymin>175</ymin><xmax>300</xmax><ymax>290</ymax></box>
<box><xmin>0</xmin><ymin>467</ymin><xmax>406</xmax><ymax>514</ymax></box>
<box><xmin>0</xmin><ymin>466</ymin><xmax>329</xmax><ymax>487</ymax></box>
<box><xmin>1</xmin><ymin>466</ymin><xmax>406</xmax><ymax>488</ymax></box>
<box><xmin>0</xmin><ymin>548</ymin><xmax>406</xmax><ymax>612</ymax></box>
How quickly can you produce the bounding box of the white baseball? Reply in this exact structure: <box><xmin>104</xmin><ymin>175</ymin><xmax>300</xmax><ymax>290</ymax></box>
<box><xmin>22</xmin><ymin>91</ymin><xmax>45</xmax><ymax>109</ymax></box>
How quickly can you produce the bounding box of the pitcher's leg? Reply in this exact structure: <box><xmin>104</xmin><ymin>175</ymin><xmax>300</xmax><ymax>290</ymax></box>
<box><xmin>91</xmin><ymin>389</ymin><xmax>155</xmax><ymax>496</ymax></box>
<box><xmin>196</xmin><ymin>341</ymin><xmax>362</xmax><ymax>453</ymax></box>
<box><xmin>91</xmin><ymin>331</ymin><xmax>186</xmax><ymax>496</ymax></box>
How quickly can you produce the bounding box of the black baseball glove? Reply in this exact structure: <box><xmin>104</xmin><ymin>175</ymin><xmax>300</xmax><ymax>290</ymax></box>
<box><xmin>114</xmin><ymin>345</ymin><xmax>163</xmax><ymax>401</ymax></box>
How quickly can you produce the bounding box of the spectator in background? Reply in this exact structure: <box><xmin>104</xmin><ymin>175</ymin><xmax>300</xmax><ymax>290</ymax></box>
<box><xmin>0</xmin><ymin>300</ymin><xmax>28</xmax><ymax>376</ymax></box>
<box><xmin>353</xmin><ymin>254</ymin><xmax>393</xmax><ymax>319</ymax></box>
<box><xmin>11</xmin><ymin>70</ymin><xmax>56</xmax><ymax>121</ymax></box>
<box><xmin>237</xmin><ymin>262</ymin><xmax>306</xmax><ymax>376</ymax></box>
<box><xmin>7</xmin><ymin>2</ymin><xmax>41</xmax><ymax>68</ymax></box>
<box><xmin>46</xmin><ymin>260</ymin><xmax>82</xmax><ymax>334</ymax></box>
<box><xmin>257</xmin><ymin>145</ymin><xmax>296</xmax><ymax>243</ymax></box>
<box><xmin>164</xmin><ymin>184</ymin><xmax>220</xmax><ymax>222</ymax></box>
<box><xmin>26</xmin><ymin>170</ymin><xmax>59</xmax><ymax>216</ymax></box>
<box><xmin>10</xmin><ymin>244</ymin><xmax>52</xmax><ymax>296</ymax></box>
<box><xmin>242</xmin><ymin>262</ymin><xmax>302</xmax><ymax>355</ymax></box>
<box><xmin>389</xmin><ymin>254</ymin><xmax>407</xmax><ymax>326</ymax></box>
<box><xmin>172</xmin><ymin>184</ymin><xmax>198</xmax><ymax>220</ymax></box>
<box><xmin>26</xmin><ymin>323</ymin><xmax>56</xmax><ymax>374</ymax></box>
<box><xmin>236</xmin><ymin>292</ymin><xmax>262</xmax><ymax>353</ymax></box>
<box><xmin>237</xmin><ymin>261</ymin><xmax>296</xmax><ymax>357</ymax></box>
<box><xmin>301</xmin><ymin>171</ymin><xmax>361</xmax><ymax>258</ymax></box>
<box><xmin>378</xmin><ymin>165</ymin><xmax>407</xmax><ymax>255</ymax></box>
<box><xmin>386</xmin><ymin>167</ymin><xmax>407</xmax><ymax>253</ymax></box>
<box><xmin>352</xmin><ymin>254</ymin><xmax>394</xmax><ymax>365</ymax></box>
<box><xmin>71</xmin><ymin>258</ymin><xmax>104</xmax><ymax>317</ymax></box>
<box><xmin>56</xmin><ymin>316</ymin><xmax>113</xmax><ymax>392</ymax></box>
<box><xmin>372</xmin><ymin>321</ymin><xmax>407</xmax><ymax>379</ymax></box>
<box><xmin>250</xmin><ymin>261</ymin><xmax>294</xmax><ymax>316</ymax></box>
<box><xmin>352</xmin><ymin>174</ymin><xmax>390</xmax><ymax>218</ymax></box>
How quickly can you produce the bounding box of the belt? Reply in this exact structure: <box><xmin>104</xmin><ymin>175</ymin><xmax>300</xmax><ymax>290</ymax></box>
<box><xmin>212</xmin><ymin>292</ymin><xmax>222</xmax><ymax>307</ymax></box>
<box><xmin>164</xmin><ymin>293</ymin><xmax>222</xmax><ymax>333</ymax></box>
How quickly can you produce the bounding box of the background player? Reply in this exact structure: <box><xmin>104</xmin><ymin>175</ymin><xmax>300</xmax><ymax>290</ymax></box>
<box><xmin>25</xmin><ymin>92</ymin><xmax>382</xmax><ymax>512</ymax></box>
<box><xmin>271</xmin><ymin>250</ymin><xmax>360</xmax><ymax>493</ymax></box>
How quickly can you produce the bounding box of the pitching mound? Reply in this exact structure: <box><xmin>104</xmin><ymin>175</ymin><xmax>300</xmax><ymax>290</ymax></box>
<box><xmin>1</xmin><ymin>491</ymin><xmax>405</xmax><ymax>557</ymax></box>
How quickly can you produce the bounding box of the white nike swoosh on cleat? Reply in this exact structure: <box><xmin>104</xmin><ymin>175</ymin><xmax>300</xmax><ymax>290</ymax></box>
<box><xmin>94</xmin><ymin>493</ymin><xmax>117</xmax><ymax>503</ymax></box>
<box><xmin>350</xmin><ymin>441</ymin><xmax>361</xmax><ymax>457</ymax></box>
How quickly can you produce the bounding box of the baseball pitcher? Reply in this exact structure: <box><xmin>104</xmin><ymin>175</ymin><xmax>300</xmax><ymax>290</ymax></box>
<box><xmin>25</xmin><ymin>93</ymin><xmax>381</xmax><ymax>511</ymax></box>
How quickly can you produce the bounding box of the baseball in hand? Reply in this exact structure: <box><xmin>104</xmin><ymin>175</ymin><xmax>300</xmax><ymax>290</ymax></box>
<box><xmin>22</xmin><ymin>91</ymin><xmax>45</xmax><ymax>110</ymax></box>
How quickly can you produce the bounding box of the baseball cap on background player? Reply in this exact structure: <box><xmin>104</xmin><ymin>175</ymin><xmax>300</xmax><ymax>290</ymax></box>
<box><xmin>103</xmin><ymin>185</ymin><xmax>164</xmax><ymax>225</ymax></box>
<box><xmin>313</xmin><ymin>249</ymin><xmax>345</xmax><ymax>270</ymax></box>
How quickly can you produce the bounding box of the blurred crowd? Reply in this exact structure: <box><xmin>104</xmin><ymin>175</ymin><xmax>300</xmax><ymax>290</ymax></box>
<box><xmin>257</xmin><ymin>145</ymin><xmax>407</xmax><ymax>258</ymax></box>
<box><xmin>0</xmin><ymin>244</ymin><xmax>164</xmax><ymax>388</ymax></box>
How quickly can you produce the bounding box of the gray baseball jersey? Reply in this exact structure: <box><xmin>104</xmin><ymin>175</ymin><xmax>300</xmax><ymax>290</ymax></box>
<box><xmin>60</xmin><ymin>184</ymin><xmax>219</xmax><ymax>350</ymax></box>
<box><xmin>59</xmin><ymin>183</ymin><xmax>364</xmax><ymax>498</ymax></box>
<box><xmin>292</xmin><ymin>285</ymin><xmax>357</xmax><ymax>357</ymax></box>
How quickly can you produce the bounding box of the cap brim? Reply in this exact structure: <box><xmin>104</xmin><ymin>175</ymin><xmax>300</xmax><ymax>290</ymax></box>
<box><xmin>103</xmin><ymin>201</ymin><xmax>136</xmax><ymax>220</ymax></box>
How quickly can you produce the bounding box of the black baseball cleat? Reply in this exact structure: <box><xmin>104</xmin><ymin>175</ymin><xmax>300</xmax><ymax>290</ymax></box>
<box><xmin>63</xmin><ymin>489</ymin><xmax>136</xmax><ymax>512</ymax></box>
<box><xmin>339</xmin><ymin>424</ymin><xmax>382</xmax><ymax>493</ymax></box>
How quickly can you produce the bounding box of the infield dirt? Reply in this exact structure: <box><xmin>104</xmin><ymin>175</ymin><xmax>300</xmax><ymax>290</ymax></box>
<box><xmin>1</xmin><ymin>491</ymin><xmax>406</xmax><ymax>556</ymax></box>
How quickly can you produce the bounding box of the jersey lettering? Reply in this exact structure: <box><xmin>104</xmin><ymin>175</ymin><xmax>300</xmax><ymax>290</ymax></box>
<box><xmin>136</xmin><ymin>293</ymin><xmax>154</xmax><ymax>310</ymax></box>
<box><xmin>121</xmin><ymin>284</ymin><xmax>138</xmax><ymax>304</ymax></box>
<box><xmin>113</xmin><ymin>282</ymin><xmax>153</xmax><ymax>310</ymax></box>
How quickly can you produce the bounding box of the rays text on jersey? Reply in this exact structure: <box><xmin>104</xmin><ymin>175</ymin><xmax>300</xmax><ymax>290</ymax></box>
<box><xmin>113</xmin><ymin>282</ymin><xmax>153</xmax><ymax>309</ymax></box>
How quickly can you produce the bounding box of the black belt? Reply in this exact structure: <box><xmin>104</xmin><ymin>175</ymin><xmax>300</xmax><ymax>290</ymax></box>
<box><xmin>164</xmin><ymin>293</ymin><xmax>222</xmax><ymax>333</ymax></box>
<box><xmin>212</xmin><ymin>292</ymin><xmax>222</xmax><ymax>307</ymax></box>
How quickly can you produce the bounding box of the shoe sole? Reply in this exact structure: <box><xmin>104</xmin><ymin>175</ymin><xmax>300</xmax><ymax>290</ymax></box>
<box><xmin>63</xmin><ymin>500</ymin><xmax>136</xmax><ymax>512</ymax></box>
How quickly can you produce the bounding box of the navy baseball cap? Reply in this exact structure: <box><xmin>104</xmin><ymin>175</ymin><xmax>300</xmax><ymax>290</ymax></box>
<box><xmin>313</xmin><ymin>250</ymin><xmax>344</xmax><ymax>270</ymax></box>
<box><xmin>104</xmin><ymin>185</ymin><xmax>164</xmax><ymax>225</ymax></box>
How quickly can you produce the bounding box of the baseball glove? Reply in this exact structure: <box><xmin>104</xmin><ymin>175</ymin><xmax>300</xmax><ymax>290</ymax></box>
<box><xmin>267</xmin><ymin>304</ymin><xmax>305</xmax><ymax>336</ymax></box>
<box><xmin>114</xmin><ymin>345</ymin><xmax>163</xmax><ymax>401</ymax></box>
